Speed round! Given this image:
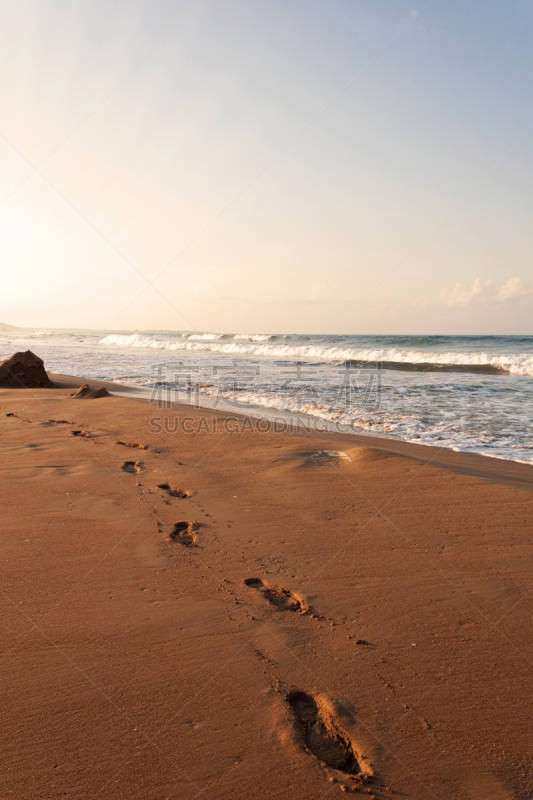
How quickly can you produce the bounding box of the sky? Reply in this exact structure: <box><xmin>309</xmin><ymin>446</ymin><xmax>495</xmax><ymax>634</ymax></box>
<box><xmin>0</xmin><ymin>0</ymin><xmax>532</xmax><ymax>335</ymax></box>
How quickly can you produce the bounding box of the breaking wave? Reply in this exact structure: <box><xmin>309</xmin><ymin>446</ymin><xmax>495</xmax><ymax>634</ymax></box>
<box><xmin>99</xmin><ymin>333</ymin><xmax>533</xmax><ymax>375</ymax></box>
<box><xmin>234</xmin><ymin>333</ymin><xmax>273</xmax><ymax>341</ymax></box>
<box><xmin>3</xmin><ymin>327</ymin><xmax>533</xmax><ymax>463</ymax></box>
<box><xmin>185</xmin><ymin>333</ymin><xmax>225</xmax><ymax>340</ymax></box>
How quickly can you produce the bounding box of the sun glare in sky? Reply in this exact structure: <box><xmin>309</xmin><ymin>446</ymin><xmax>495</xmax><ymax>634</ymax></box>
<box><xmin>1</xmin><ymin>0</ymin><xmax>532</xmax><ymax>333</ymax></box>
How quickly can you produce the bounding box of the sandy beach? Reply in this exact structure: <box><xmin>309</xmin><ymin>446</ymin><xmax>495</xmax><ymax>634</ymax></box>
<box><xmin>2</xmin><ymin>376</ymin><xmax>533</xmax><ymax>800</ymax></box>
<box><xmin>4</xmin><ymin>1</ymin><xmax>533</xmax><ymax>795</ymax></box>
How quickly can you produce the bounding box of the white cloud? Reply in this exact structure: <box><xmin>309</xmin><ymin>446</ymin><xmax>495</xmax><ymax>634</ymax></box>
<box><xmin>497</xmin><ymin>276</ymin><xmax>531</xmax><ymax>302</ymax></box>
<box><xmin>440</xmin><ymin>277</ymin><xmax>531</xmax><ymax>308</ymax></box>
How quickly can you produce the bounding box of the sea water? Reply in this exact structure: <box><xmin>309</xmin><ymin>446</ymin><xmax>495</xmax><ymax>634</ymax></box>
<box><xmin>2</xmin><ymin>329</ymin><xmax>532</xmax><ymax>464</ymax></box>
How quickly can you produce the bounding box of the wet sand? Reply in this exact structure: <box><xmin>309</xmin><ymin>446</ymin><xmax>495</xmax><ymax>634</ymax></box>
<box><xmin>1</xmin><ymin>377</ymin><xmax>533</xmax><ymax>799</ymax></box>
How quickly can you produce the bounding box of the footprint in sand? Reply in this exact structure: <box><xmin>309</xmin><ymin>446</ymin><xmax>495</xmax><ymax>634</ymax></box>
<box><xmin>5</xmin><ymin>412</ymin><xmax>31</xmax><ymax>422</ymax></box>
<box><xmin>42</xmin><ymin>419</ymin><xmax>73</xmax><ymax>426</ymax></box>
<box><xmin>117</xmin><ymin>441</ymin><xmax>149</xmax><ymax>450</ymax></box>
<box><xmin>288</xmin><ymin>691</ymin><xmax>363</xmax><ymax>775</ymax></box>
<box><xmin>169</xmin><ymin>521</ymin><xmax>198</xmax><ymax>546</ymax></box>
<box><xmin>71</xmin><ymin>430</ymin><xmax>91</xmax><ymax>438</ymax></box>
<box><xmin>157</xmin><ymin>483</ymin><xmax>190</xmax><ymax>498</ymax></box>
<box><xmin>244</xmin><ymin>578</ymin><xmax>308</xmax><ymax>614</ymax></box>
<box><xmin>121</xmin><ymin>461</ymin><xmax>145</xmax><ymax>473</ymax></box>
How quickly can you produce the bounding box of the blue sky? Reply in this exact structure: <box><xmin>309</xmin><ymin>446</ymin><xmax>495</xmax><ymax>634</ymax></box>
<box><xmin>0</xmin><ymin>0</ymin><xmax>532</xmax><ymax>333</ymax></box>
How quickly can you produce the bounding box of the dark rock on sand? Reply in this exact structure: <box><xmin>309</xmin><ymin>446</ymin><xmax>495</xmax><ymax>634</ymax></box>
<box><xmin>0</xmin><ymin>351</ymin><xmax>53</xmax><ymax>388</ymax></box>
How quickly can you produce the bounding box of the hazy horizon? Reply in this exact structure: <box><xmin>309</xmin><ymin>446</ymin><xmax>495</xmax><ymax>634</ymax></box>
<box><xmin>3</xmin><ymin>320</ymin><xmax>533</xmax><ymax>339</ymax></box>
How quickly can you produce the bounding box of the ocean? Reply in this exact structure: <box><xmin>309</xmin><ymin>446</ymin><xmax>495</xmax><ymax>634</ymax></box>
<box><xmin>2</xmin><ymin>328</ymin><xmax>533</xmax><ymax>464</ymax></box>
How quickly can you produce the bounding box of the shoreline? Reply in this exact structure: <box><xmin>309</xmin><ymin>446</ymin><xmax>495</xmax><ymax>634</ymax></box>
<box><xmin>50</xmin><ymin>372</ymin><xmax>533</xmax><ymax>492</ymax></box>
<box><xmin>4</xmin><ymin>328</ymin><xmax>532</xmax><ymax>463</ymax></box>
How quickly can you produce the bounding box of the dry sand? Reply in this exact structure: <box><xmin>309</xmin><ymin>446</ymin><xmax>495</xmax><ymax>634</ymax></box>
<box><xmin>1</xmin><ymin>377</ymin><xmax>533</xmax><ymax>799</ymax></box>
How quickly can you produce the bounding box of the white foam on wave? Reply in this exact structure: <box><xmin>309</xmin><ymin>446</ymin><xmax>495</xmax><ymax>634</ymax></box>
<box><xmin>234</xmin><ymin>334</ymin><xmax>273</xmax><ymax>341</ymax></box>
<box><xmin>197</xmin><ymin>385</ymin><xmax>533</xmax><ymax>464</ymax></box>
<box><xmin>99</xmin><ymin>334</ymin><xmax>533</xmax><ymax>375</ymax></box>
<box><xmin>187</xmin><ymin>333</ymin><xmax>225</xmax><ymax>341</ymax></box>
<box><xmin>17</xmin><ymin>329</ymin><xmax>533</xmax><ymax>464</ymax></box>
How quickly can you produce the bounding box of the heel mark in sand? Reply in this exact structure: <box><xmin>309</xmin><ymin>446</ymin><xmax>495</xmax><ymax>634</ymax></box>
<box><xmin>288</xmin><ymin>691</ymin><xmax>360</xmax><ymax>774</ymax></box>
<box><xmin>244</xmin><ymin>578</ymin><xmax>308</xmax><ymax>614</ymax></box>
<box><xmin>122</xmin><ymin>461</ymin><xmax>145</xmax><ymax>473</ymax></box>
<box><xmin>170</xmin><ymin>521</ymin><xmax>198</xmax><ymax>546</ymax></box>
<box><xmin>158</xmin><ymin>483</ymin><xmax>190</xmax><ymax>498</ymax></box>
<box><xmin>6</xmin><ymin>412</ymin><xmax>31</xmax><ymax>422</ymax></box>
<box><xmin>72</xmin><ymin>430</ymin><xmax>90</xmax><ymax>438</ymax></box>
<box><xmin>117</xmin><ymin>441</ymin><xmax>149</xmax><ymax>450</ymax></box>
